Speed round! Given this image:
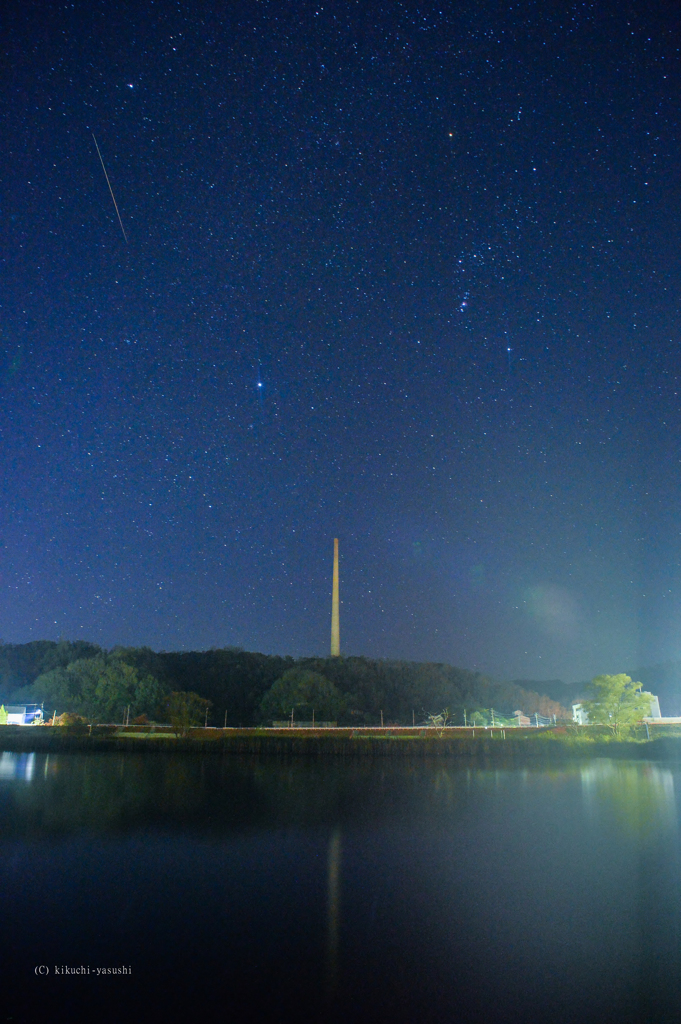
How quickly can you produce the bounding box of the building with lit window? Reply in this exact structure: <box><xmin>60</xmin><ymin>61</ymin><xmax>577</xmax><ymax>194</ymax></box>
<box><xmin>0</xmin><ymin>704</ymin><xmax>44</xmax><ymax>725</ymax></box>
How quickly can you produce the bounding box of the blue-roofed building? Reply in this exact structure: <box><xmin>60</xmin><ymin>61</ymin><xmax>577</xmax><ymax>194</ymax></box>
<box><xmin>0</xmin><ymin>704</ymin><xmax>44</xmax><ymax>726</ymax></box>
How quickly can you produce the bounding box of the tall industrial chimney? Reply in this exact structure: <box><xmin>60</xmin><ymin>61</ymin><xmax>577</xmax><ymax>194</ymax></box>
<box><xmin>331</xmin><ymin>538</ymin><xmax>340</xmax><ymax>657</ymax></box>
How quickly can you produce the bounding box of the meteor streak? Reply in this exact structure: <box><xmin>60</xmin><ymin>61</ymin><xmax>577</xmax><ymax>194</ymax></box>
<box><xmin>92</xmin><ymin>133</ymin><xmax>128</xmax><ymax>243</ymax></box>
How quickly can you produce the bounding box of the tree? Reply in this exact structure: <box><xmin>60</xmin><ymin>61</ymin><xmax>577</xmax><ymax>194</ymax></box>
<box><xmin>260</xmin><ymin>669</ymin><xmax>346</xmax><ymax>724</ymax></box>
<box><xmin>581</xmin><ymin>674</ymin><xmax>653</xmax><ymax>735</ymax></box>
<box><xmin>32</xmin><ymin>656</ymin><xmax>168</xmax><ymax>724</ymax></box>
<box><xmin>82</xmin><ymin>658</ymin><xmax>138</xmax><ymax>723</ymax></box>
<box><xmin>426</xmin><ymin>708</ymin><xmax>450</xmax><ymax>735</ymax></box>
<box><xmin>67</xmin><ymin>658</ymin><xmax>109</xmax><ymax>725</ymax></box>
<box><xmin>131</xmin><ymin>672</ymin><xmax>167</xmax><ymax>720</ymax></box>
<box><xmin>31</xmin><ymin>666</ymin><xmax>75</xmax><ymax>711</ymax></box>
<box><xmin>168</xmin><ymin>691</ymin><xmax>212</xmax><ymax>737</ymax></box>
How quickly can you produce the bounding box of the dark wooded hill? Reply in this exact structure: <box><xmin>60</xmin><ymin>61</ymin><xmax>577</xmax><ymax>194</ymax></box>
<box><xmin>0</xmin><ymin>641</ymin><xmax>570</xmax><ymax>726</ymax></box>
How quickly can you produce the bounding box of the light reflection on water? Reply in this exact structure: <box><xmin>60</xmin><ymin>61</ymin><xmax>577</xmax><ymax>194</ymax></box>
<box><xmin>326</xmin><ymin>827</ymin><xmax>341</xmax><ymax>996</ymax></box>
<box><xmin>0</xmin><ymin>753</ymin><xmax>680</xmax><ymax>1024</ymax></box>
<box><xmin>580</xmin><ymin>761</ymin><xmax>678</xmax><ymax>836</ymax></box>
<box><xmin>0</xmin><ymin>751</ymin><xmax>34</xmax><ymax>781</ymax></box>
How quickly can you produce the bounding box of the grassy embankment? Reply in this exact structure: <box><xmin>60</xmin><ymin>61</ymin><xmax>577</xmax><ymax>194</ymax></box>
<box><xmin>2</xmin><ymin>724</ymin><xmax>681</xmax><ymax>760</ymax></box>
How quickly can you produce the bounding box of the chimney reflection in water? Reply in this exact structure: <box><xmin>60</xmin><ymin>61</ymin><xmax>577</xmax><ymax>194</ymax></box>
<box><xmin>326</xmin><ymin>828</ymin><xmax>341</xmax><ymax>995</ymax></box>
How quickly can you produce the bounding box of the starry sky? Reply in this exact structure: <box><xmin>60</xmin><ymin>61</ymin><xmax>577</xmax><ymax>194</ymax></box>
<box><xmin>2</xmin><ymin>0</ymin><xmax>680</xmax><ymax>682</ymax></box>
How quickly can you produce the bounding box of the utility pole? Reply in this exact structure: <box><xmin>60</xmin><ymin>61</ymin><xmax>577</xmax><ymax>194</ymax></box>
<box><xmin>380</xmin><ymin>710</ymin><xmax>384</xmax><ymax>728</ymax></box>
<box><xmin>204</xmin><ymin>707</ymin><xmax>208</xmax><ymax>728</ymax></box>
<box><xmin>464</xmin><ymin>709</ymin><xmax>467</xmax><ymax>727</ymax></box>
<box><xmin>412</xmin><ymin>710</ymin><xmax>415</xmax><ymax>727</ymax></box>
<box><xmin>224</xmin><ymin>710</ymin><xmax>227</xmax><ymax>729</ymax></box>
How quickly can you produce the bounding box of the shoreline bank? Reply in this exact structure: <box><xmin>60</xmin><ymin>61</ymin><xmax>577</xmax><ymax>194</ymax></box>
<box><xmin>2</xmin><ymin>726</ymin><xmax>681</xmax><ymax>762</ymax></box>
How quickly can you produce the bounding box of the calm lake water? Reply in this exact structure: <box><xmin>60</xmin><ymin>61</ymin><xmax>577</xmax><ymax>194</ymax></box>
<box><xmin>1</xmin><ymin>752</ymin><xmax>680</xmax><ymax>1023</ymax></box>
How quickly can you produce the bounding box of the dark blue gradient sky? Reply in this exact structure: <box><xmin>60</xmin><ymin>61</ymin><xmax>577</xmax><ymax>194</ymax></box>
<box><xmin>2</xmin><ymin>0</ymin><xmax>680</xmax><ymax>681</ymax></box>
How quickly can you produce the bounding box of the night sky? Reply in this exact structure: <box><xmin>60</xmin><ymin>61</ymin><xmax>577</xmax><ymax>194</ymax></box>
<box><xmin>2</xmin><ymin>0</ymin><xmax>680</xmax><ymax>683</ymax></box>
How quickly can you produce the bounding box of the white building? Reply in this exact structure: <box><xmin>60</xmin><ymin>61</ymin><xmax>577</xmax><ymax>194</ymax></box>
<box><xmin>572</xmin><ymin>703</ymin><xmax>589</xmax><ymax>725</ymax></box>
<box><xmin>573</xmin><ymin>693</ymin><xmax>661</xmax><ymax>725</ymax></box>
<box><xmin>0</xmin><ymin>704</ymin><xmax>43</xmax><ymax>726</ymax></box>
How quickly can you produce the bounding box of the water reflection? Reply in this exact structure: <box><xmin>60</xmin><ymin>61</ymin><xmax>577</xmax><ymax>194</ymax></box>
<box><xmin>3</xmin><ymin>753</ymin><xmax>679</xmax><ymax>840</ymax></box>
<box><xmin>580</xmin><ymin>762</ymin><xmax>678</xmax><ymax>838</ymax></box>
<box><xmin>326</xmin><ymin>828</ymin><xmax>341</xmax><ymax>996</ymax></box>
<box><xmin>1</xmin><ymin>754</ymin><xmax>680</xmax><ymax>1023</ymax></box>
<box><xmin>1</xmin><ymin>755</ymin><xmax>491</xmax><ymax>837</ymax></box>
<box><xmin>0</xmin><ymin>751</ymin><xmax>34</xmax><ymax>781</ymax></box>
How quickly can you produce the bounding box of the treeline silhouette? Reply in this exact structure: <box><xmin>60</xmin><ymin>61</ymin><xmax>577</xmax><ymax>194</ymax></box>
<box><xmin>0</xmin><ymin>640</ymin><xmax>569</xmax><ymax>726</ymax></box>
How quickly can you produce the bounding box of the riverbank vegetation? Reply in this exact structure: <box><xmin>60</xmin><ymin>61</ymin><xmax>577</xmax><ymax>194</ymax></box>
<box><xmin>1</xmin><ymin>722</ymin><xmax>681</xmax><ymax>762</ymax></box>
